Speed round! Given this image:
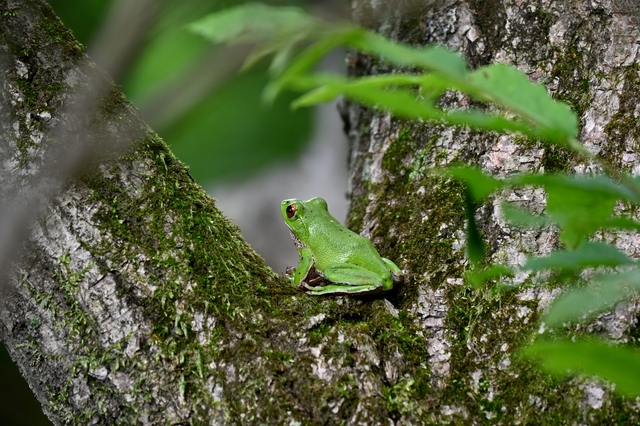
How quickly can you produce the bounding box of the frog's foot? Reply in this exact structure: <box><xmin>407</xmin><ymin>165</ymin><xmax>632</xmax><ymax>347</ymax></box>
<box><xmin>285</xmin><ymin>266</ymin><xmax>296</xmax><ymax>277</ymax></box>
<box><xmin>296</xmin><ymin>265</ymin><xmax>324</xmax><ymax>290</ymax></box>
<box><xmin>300</xmin><ymin>283</ymin><xmax>316</xmax><ymax>292</ymax></box>
<box><xmin>382</xmin><ymin>258</ymin><xmax>404</xmax><ymax>284</ymax></box>
<box><xmin>298</xmin><ymin>276</ymin><xmax>324</xmax><ymax>292</ymax></box>
<box><xmin>391</xmin><ymin>270</ymin><xmax>404</xmax><ymax>284</ymax></box>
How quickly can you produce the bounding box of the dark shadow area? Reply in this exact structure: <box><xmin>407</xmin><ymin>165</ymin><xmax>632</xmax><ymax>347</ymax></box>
<box><xmin>0</xmin><ymin>343</ymin><xmax>51</xmax><ymax>425</ymax></box>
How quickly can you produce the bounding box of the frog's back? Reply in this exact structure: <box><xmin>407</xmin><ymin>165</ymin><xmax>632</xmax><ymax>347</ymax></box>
<box><xmin>306</xmin><ymin>209</ymin><xmax>388</xmax><ymax>272</ymax></box>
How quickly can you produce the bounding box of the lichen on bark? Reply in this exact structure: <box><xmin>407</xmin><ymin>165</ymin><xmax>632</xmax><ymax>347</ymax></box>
<box><xmin>4</xmin><ymin>0</ymin><xmax>640</xmax><ymax>424</ymax></box>
<box><xmin>340</xmin><ymin>0</ymin><xmax>640</xmax><ymax>423</ymax></box>
<box><xmin>0</xmin><ymin>1</ymin><xmax>432</xmax><ymax>425</ymax></box>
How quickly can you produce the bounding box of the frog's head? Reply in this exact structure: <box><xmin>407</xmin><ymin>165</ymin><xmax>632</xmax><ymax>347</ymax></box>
<box><xmin>281</xmin><ymin>198</ymin><xmax>306</xmax><ymax>236</ymax></box>
<box><xmin>281</xmin><ymin>197</ymin><xmax>328</xmax><ymax>240</ymax></box>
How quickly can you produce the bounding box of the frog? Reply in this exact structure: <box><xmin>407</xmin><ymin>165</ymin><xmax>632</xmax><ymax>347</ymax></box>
<box><xmin>281</xmin><ymin>197</ymin><xmax>403</xmax><ymax>295</ymax></box>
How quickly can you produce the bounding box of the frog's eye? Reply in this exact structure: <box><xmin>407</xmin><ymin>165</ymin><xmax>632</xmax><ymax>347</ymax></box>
<box><xmin>286</xmin><ymin>203</ymin><xmax>297</xmax><ymax>219</ymax></box>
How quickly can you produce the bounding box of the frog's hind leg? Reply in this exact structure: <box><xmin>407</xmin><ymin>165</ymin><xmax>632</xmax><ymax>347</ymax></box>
<box><xmin>304</xmin><ymin>263</ymin><xmax>386</xmax><ymax>295</ymax></box>
<box><xmin>382</xmin><ymin>257</ymin><xmax>402</xmax><ymax>274</ymax></box>
<box><xmin>382</xmin><ymin>257</ymin><xmax>404</xmax><ymax>283</ymax></box>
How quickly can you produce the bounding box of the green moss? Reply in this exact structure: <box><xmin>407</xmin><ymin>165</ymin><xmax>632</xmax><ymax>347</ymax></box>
<box><xmin>346</xmin><ymin>188</ymin><xmax>369</xmax><ymax>233</ymax></box>
<box><xmin>374</xmin><ymin>159</ymin><xmax>466</xmax><ymax>301</ymax></box>
<box><xmin>601</xmin><ymin>64</ymin><xmax>640</xmax><ymax>170</ymax></box>
<box><xmin>74</xmin><ymin>127</ymin><xmax>370</xmax><ymax>421</ymax></box>
<box><xmin>338</xmin><ymin>97</ymin><xmax>640</xmax><ymax>422</ymax></box>
<box><xmin>550</xmin><ymin>44</ymin><xmax>592</xmax><ymax>119</ymax></box>
<box><xmin>26</xmin><ymin>250</ymin><xmax>142</xmax><ymax>423</ymax></box>
<box><xmin>15</xmin><ymin>339</ymin><xmax>44</xmax><ymax>367</ymax></box>
<box><xmin>540</xmin><ymin>143</ymin><xmax>576</xmax><ymax>174</ymax></box>
<box><xmin>38</xmin><ymin>2</ymin><xmax>84</xmax><ymax>56</ymax></box>
<box><xmin>4</xmin><ymin>2</ymin><xmax>80</xmax><ymax>172</ymax></box>
<box><xmin>467</xmin><ymin>0</ymin><xmax>507</xmax><ymax>65</ymax></box>
<box><xmin>381</xmin><ymin>127</ymin><xmax>414</xmax><ymax>176</ymax></box>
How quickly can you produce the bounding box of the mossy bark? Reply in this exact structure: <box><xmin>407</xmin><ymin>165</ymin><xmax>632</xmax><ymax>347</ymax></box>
<box><xmin>2</xmin><ymin>0</ymin><xmax>640</xmax><ymax>425</ymax></box>
<box><xmin>339</xmin><ymin>0</ymin><xmax>640</xmax><ymax>424</ymax></box>
<box><xmin>1</xmin><ymin>1</ymin><xmax>426</xmax><ymax>425</ymax></box>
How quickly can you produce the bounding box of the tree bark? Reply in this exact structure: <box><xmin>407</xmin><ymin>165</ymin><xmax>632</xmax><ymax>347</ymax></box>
<box><xmin>3</xmin><ymin>0</ymin><xmax>640</xmax><ymax>425</ymax></box>
<box><xmin>338</xmin><ymin>0</ymin><xmax>640</xmax><ymax>423</ymax></box>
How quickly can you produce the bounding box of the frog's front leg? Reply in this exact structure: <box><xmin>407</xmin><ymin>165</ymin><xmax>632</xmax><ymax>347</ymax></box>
<box><xmin>290</xmin><ymin>246</ymin><xmax>315</xmax><ymax>287</ymax></box>
<box><xmin>303</xmin><ymin>263</ymin><xmax>390</xmax><ymax>295</ymax></box>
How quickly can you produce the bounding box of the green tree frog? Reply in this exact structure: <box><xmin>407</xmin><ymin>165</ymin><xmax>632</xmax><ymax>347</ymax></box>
<box><xmin>281</xmin><ymin>197</ymin><xmax>403</xmax><ymax>295</ymax></box>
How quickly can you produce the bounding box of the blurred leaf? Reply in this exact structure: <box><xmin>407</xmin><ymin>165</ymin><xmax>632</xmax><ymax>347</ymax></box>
<box><xmin>265</xmin><ymin>31</ymin><xmax>353</xmax><ymax>103</ymax></box>
<box><xmin>445</xmin><ymin>166</ymin><xmax>505</xmax><ymax>202</ymax></box>
<box><xmin>604</xmin><ymin>216</ymin><xmax>640</xmax><ymax>232</ymax></box>
<box><xmin>465</xmin><ymin>64</ymin><xmax>578</xmax><ymax>145</ymax></box>
<box><xmin>322</xmin><ymin>81</ymin><xmax>442</xmax><ymax>119</ymax></box>
<box><xmin>465</xmin><ymin>264</ymin><xmax>514</xmax><ymax>288</ymax></box>
<box><xmin>545</xmin><ymin>270</ymin><xmax>640</xmax><ymax>326</ymax></box>
<box><xmin>291</xmin><ymin>74</ymin><xmax>551</xmax><ymax>138</ymax></box>
<box><xmin>501</xmin><ymin>202</ymin><xmax>549</xmax><ymax>228</ymax></box>
<box><xmin>188</xmin><ymin>3</ymin><xmax>319</xmax><ymax>45</ymax></box>
<box><xmin>347</xmin><ymin>31</ymin><xmax>468</xmax><ymax>78</ymax></box>
<box><xmin>124</xmin><ymin>29</ymin><xmax>211</xmax><ymax>101</ymax></box>
<box><xmin>523</xmin><ymin>339</ymin><xmax>640</xmax><ymax>397</ymax></box>
<box><xmin>191</xmin><ymin>4</ymin><xmax>581</xmax><ymax>149</ymax></box>
<box><xmin>189</xmin><ymin>2</ymin><xmax>331</xmax><ymax>83</ymax></box>
<box><xmin>163</xmin><ymin>69</ymin><xmax>313</xmax><ymax>182</ymax></box>
<box><xmin>546</xmin><ymin>187</ymin><xmax>615</xmax><ymax>249</ymax></box>
<box><xmin>514</xmin><ymin>174</ymin><xmax>640</xmax><ymax>202</ymax></box>
<box><xmin>464</xmin><ymin>187</ymin><xmax>485</xmax><ymax>265</ymax></box>
<box><xmin>299</xmin><ymin>31</ymin><xmax>577</xmax><ymax>144</ymax></box>
<box><xmin>523</xmin><ymin>242</ymin><xmax>634</xmax><ymax>272</ymax></box>
<box><xmin>116</xmin><ymin>3</ymin><xmax>316</xmax><ymax>184</ymax></box>
<box><xmin>48</xmin><ymin>0</ymin><xmax>112</xmax><ymax>44</ymax></box>
<box><xmin>511</xmin><ymin>174</ymin><xmax>624</xmax><ymax>248</ymax></box>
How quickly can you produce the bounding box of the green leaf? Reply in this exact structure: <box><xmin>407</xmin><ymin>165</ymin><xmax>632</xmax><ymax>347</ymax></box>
<box><xmin>501</xmin><ymin>203</ymin><xmax>549</xmax><ymax>228</ymax></box>
<box><xmin>291</xmin><ymin>71</ymin><xmax>550</xmax><ymax>138</ymax></box>
<box><xmin>545</xmin><ymin>270</ymin><xmax>640</xmax><ymax>326</ymax></box>
<box><xmin>604</xmin><ymin>216</ymin><xmax>640</xmax><ymax>232</ymax></box>
<box><xmin>512</xmin><ymin>174</ymin><xmax>639</xmax><ymax>202</ymax></box>
<box><xmin>523</xmin><ymin>339</ymin><xmax>640</xmax><ymax>397</ymax></box>
<box><xmin>264</xmin><ymin>30</ymin><xmax>354</xmax><ymax>103</ymax></box>
<box><xmin>293</xmin><ymin>73</ymin><xmax>442</xmax><ymax>104</ymax></box>
<box><xmin>190</xmin><ymin>4</ymin><xmax>581</xmax><ymax>149</ymax></box>
<box><xmin>511</xmin><ymin>174</ymin><xmax>625</xmax><ymax>248</ymax></box>
<box><xmin>547</xmin><ymin>190</ymin><xmax>615</xmax><ymax>249</ymax></box>
<box><xmin>163</xmin><ymin>69</ymin><xmax>313</xmax><ymax>182</ymax></box>
<box><xmin>291</xmin><ymin>82</ymin><xmax>344</xmax><ymax>108</ymax></box>
<box><xmin>444</xmin><ymin>166</ymin><xmax>505</xmax><ymax>202</ymax></box>
<box><xmin>188</xmin><ymin>3</ymin><xmax>319</xmax><ymax>45</ymax></box>
<box><xmin>465</xmin><ymin>64</ymin><xmax>578</xmax><ymax>145</ymax></box>
<box><xmin>294</xmin><ymin>77</ymin><xmax>540</xmax><ymax>138</ymax></box>
<box><xmin>523</xmin><ymin>242</ymin><xmax>635</xmax><ymax>272</ymax></box>
<box><xmin>465</xmin><ymin>265</ymin><xmax>514</xmax><ymax>288</ymax></box>
<box><xmin>341</xmin><ymin>38</ymin><xmax>579</xmax><ymax>145</ymax></box>
<box><xmin>464</xmin><ymin>187</ymin><xmax>485</xmax><ymax>265</ymax></box>
<box><xmin>347</xmin><ymin>30</ymin><xmax>468</xmax><ymax>78</ymax></box>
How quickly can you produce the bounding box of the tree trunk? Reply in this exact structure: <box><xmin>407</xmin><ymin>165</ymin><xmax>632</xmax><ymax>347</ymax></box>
<box><xmin>338</xmin><ymin>0</ymin><xmax>640</xmax><ymax>423</ymax></box>
<box><xmin>2</xmin><ymin>0</ymin><xmax>640</xmax><ymax>425</ymax></box>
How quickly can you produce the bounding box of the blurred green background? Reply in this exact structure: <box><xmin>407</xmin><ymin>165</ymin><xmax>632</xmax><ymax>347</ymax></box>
<box><xmin>3</xmin><ymin>0</ymin><xmax>316</xmax><ymax>423</ymax></box>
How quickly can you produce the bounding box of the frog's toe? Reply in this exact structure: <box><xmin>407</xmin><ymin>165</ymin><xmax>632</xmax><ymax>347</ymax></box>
<box><xmin>392</xmin><ymin>271</ymin><xmax>404</xmax><ymax>284</ymax></box>
<box><xmin>298</xmin><ymin>283</ymin><xmax>314</xmax><ymax>292</ymax></box>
